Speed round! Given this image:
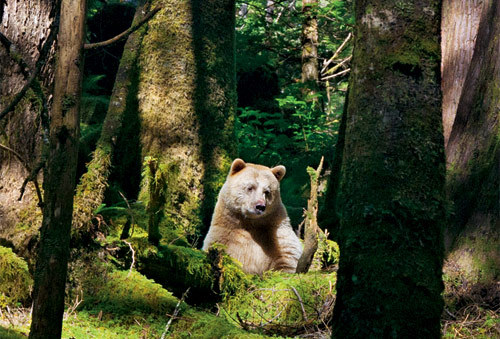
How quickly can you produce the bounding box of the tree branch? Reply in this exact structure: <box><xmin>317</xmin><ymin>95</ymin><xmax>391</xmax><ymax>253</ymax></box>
<box><xmin>84</xmin><ymin>6</ymin><xmax>161</xmax><ymax>50</ymax></box>
<box><xmin>0</xmin><ymin>143</ymin><xmax>43</xmax><ymax>207</ymax></box>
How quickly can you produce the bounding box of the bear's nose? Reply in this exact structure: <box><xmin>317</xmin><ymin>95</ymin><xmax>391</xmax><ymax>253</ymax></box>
<box><xmin>256</xmin><ymin>204</ymin><xmax>266</xmax><ymax>212</ymax></box>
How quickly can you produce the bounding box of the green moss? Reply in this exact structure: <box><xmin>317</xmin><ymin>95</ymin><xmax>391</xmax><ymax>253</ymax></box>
<box><xmin>0</xmin><ymin>246</ymin><xmax>33</xmax><ymax>307</ymax></box>
<box><xmin>222</xmin><ymin>271</ymin><xmax>336</xmax><ymax>335</ymax></box>
<box><xmin>81</xmin><ymin>269</ymin><xmax>179</xmax><ymax>316</ymax></box>
<box><xmin>170</xmin><ymin>309</ymin><xmax>270</xmax><ymax>339</ymax></box>
<box><xmin>0</xmin><ymin>327</ymin><xmax>26</xmax><ymax>339</ymax></box>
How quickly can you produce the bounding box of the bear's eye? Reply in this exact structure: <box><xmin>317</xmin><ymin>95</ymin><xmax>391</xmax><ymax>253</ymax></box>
<box><xmin>247</xmin><ymin>186</ymin><xmax>255</xmax><ymax>192</ymax></box>
<box><xmin>264</xmin><ymin>189</ymin><xmax>271</xmax><ymax>197</ymax></box>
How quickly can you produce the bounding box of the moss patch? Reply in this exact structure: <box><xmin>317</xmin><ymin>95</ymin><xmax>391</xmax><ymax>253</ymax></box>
<box><xmin>0</xmin><ymin>246</ymin><xmax>32</xmax><ymax>307</ymax></box>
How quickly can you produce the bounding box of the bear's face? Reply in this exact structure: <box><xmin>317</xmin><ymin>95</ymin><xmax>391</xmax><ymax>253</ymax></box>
<box><xmin>222</xmin><ymin>159</ymin><xmax>286</xmax><ymax>219</ymax></box>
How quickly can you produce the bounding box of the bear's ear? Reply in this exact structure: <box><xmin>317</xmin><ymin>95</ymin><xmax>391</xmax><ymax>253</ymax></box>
<box><xmin>271</xmin><ymin>165</ymin><xmax>286</xmax><ymax>181</ymax></box>
<box><xmin>230</xmin><ymin>158</ymin><xmax>246</xmax><ymax>176</ymax></box>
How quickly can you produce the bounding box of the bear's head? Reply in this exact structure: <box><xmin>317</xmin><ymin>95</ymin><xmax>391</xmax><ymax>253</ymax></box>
<box><xmin>221</xmin><ymin>158</ymin><xmax>286</xmax><ymax>219</ymax></box>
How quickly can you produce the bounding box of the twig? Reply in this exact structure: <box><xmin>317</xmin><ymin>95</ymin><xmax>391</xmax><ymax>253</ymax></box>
<box><xmin>321</xmin><ymin>68</ymin><xmax>350</xmax><ymax>81</ymax></box>
<box><xmin>291</xmin><ymin>286</ymin><xmax>308</xmax><ymax>321</ymax></box>
<box><xmin>84</xmin><ymin>7</ymin><xmax>161</xmax><ymax>49</ymax></box>
<box><xmin>321</xmin><ymin>55</ymin><xmax>352</xmax><ymax>76</ymax></box>
<box><xmin>0</xmin><ymin>143</ymin><xmax>44</xmax><ymax>206</ymax></box>
<box><xmin>123</xmin><ymin>240</ymin><xmax>136</xmax><ymax>276</ymax></box>
<box><xmin>161</xmin><ymin>287</ymin><xmax>190</xmax><ymax>339</ymax></box>
<box><xmin>320</xmin><ymin>32</ymin><xmax>352</xmax><ymax>74</ymax></box>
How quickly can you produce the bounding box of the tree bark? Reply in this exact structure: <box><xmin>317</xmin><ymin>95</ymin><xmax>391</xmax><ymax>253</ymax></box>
<box><xmin>29</xmin><ymin>0</ymin><xmax>85</xmax><ymax>337</ymax></box>
<box><xmin>441</xmin><ymin>0</ymin><xmax>486</xmax><ymax>146</ymax></box>
<box><xmin>73</xmin><ymin>1</ymin><xmax>150</xmax><ymax>232</ymax></box>
<box><xmin>0</xmin><ymin>0</ymin><xmax>56</xmax><ymax>253</ymax></box>
<box><xmin>444</xmin><ymin>0</ymin><xmax>500</xmax><ymax>284</ymax></box>
<box><xmin>136</xmin><ymin>0</ymin><xmax>236</xmax><ymax>242</ymax></box>
<box><xmin>332</xmin><ymin>1</ymin><xmax>445</xmax><ymax>337</ymax></box>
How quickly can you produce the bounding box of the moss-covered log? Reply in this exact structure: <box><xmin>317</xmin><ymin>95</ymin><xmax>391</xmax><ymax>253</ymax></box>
<box><xmin>138</xmin><ymin>244</ymin><xmax>248</xmax><ymax>303</ymax></box>
<box><xmin>445</xmin><ymin>0</ymin><xmax>500</xmax><ymax>284</ymax></box>
<box><xmin>332</xmin><ymin>1</ymin><xmax>445</xmax><ymax>337</ymax></box>
<box><xmin>136</xmin><ymin>0</ymin><xmax>236</xmax><ymax>241</ymax></box>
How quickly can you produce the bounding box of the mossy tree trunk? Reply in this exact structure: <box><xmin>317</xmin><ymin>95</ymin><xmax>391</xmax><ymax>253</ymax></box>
<box><xmin>73</xmin><ymin>1</ymin><xmax>150</xmax><ymax>232</ymax></box>
<box><xmin>301</xmin><ymin>0</ymin><xmax>319</xmax><ymax>100</ymax></box>
<box><xmin>332</xmin><ymin>1</ymin><xmax>445</xmax><ymax>337</ymax></box>
<box><xmin>444</xmin><ymin>0</ymin><xmax>500</xmax><ymax>284</ymax></box>
<box><xmin>29</xmin><ymin>0</ymin><xmax>85</xmax><ymax>337</ymax></box>
<box><xmin>137</xmin><ymin>0</ymin><xmax>236</xmax><ymax>242</ymax></box>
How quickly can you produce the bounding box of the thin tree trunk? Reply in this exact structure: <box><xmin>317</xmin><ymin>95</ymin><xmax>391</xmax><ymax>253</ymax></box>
<box><xmin>444</xmin><ymin>0</ymin><xmax>500</xmax><ymax>284</ymax></box>
<box><xmin>73</xmin><ymin>1</ymin><xmax>150</xmax><ymax>232</ymax></box>
<box><xmin>441</xmin><ymin>0</ymin><xmax>486</xmax><ymax>146</ymax></box>
<box><xmin>301</xmin><ymin>0</ymin><xmax>319</xmax><ymax>97</ymax></box>
<box><xmin>332</xmin><ymin>1</ymin><xmax>445</xmax><ymax>337</ymax></box>
<box><xmin>29</xmin><ymin>0</ymin><xmax>85</xmax><ymax>337</ymax></box>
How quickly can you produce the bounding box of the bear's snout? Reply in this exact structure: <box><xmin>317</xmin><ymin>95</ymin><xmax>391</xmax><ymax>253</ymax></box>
<box><xmin>256</xmin><ymin>203</ymin><xmax>266</xmax><ymax>212</ymax></box>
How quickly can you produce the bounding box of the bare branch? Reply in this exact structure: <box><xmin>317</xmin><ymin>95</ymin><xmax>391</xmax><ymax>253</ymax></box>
<box><xmin>84</xmin><ymin>7</ymin><xmax>161</xmax><ymax>50</ymax></box>
<box><xmin>320</xmin><ymin>68</ymin><xmax>350</xmax><ymax>81</ymax></box>
<box><xmin>161</xmin><ymin>287</ymin><xmax>190</xmax><ymax>339</ymax></box>
<box><xmin>291</xmin><ymin>286</ymin><xmax>308</xmax><ymax>321</ymax></box>
<box><xmin>320</xmin><ymin>32</ymin><xmax>352</xmax><ymax>74</ymax></box>
<box><xmin>321</xmin><ymin>55</ymin><xmax>352</xmax><ymax>76</ymax></box>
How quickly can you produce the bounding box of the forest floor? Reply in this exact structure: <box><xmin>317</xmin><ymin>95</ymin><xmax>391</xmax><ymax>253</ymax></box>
<box><xmin>1</xmin><ymin>276</ymin><xmax>499</xmax><ymax>338</ymax></box>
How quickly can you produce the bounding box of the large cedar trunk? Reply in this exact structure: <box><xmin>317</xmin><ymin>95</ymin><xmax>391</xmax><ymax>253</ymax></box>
<box><xmin>331</xmin><ymin>1</ymin><xmax>445</xmax><ymax>337</ymax></box>
<box><xmin>0</xmin><ymin>0</ymin><xmax>56</xmax><ymax>253</ymax></box>
<box><xmin>136</xmin><ymin>0</ymin><xmax>236</xmax><ymax>242</ymax></box>
<box><xmin>444</xmin><ymin>0</ymin><xmax>500</xmax><ymax>284</ymax></box>
<box><xmin>29</xmin><ymin>0</ymin><xmax>85</xmax><ymax>336</ymax></box>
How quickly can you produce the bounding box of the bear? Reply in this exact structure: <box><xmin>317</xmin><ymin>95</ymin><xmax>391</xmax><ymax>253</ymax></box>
<box><xmin>202</xmin><ymin>158</ymin><xmax>303</xmax><ymax>275</ymax></box>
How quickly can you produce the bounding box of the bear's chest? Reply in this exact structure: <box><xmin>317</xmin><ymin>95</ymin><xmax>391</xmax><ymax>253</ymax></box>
<box><xmin>226</xmin><ymin>228</ymin><xmax>279</xmax><ymax>274</ymax></box>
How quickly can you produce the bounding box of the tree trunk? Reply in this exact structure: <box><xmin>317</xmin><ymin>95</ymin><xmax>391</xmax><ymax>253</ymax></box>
<box><xmin>444</xmin><ymin>0</ymin><xmax>500</xmax><ymax>284</ymax></box>
<box><xmin>72</xmin><ymin>1</ymin><xmax>150</xmax><ymax>232</ymax></box>
<box><xmin>332</xmin><ymin>1</ymin><xmax>445</xmax><ymax>337</ymax></box>
<box><xmin>441</xmin><ymin>0</ymin><xmax>486</xmax><ymax>146</ymax></box>
<box><xmin>0</xmin><ymin>0</ymin><xmax>56</xmax><ymax>254</ymax></box>
<box><xmin>301</xmin><ymin>0</ymin><xmax>319</xmax><ymax>97</ymax></box>
<box><xmin>29</xmin><ymin>0</ymin><xmax>85</xmax><ymax>337</ymax></box>
<box><xmin>136</xmin><ymin>0</ymin><xmax>236</xmax><ymax>242</ymax></box>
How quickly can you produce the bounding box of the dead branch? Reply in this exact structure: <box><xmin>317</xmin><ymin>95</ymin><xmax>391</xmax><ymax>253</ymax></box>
<box><xmin>291</xmin><ymin>286</ymin><xmax>308</xmax><ymax>321</ymax></box>
<box><xmin>321</xmin><ymin>68</ymin><xmax>351</xmax><ymax>81</ymax></box>
<box><xmin>123</xmin><ymin>240</ymin><xmax>136</xmax><ymax>276</ymax></box>
<box><xmin>84</xmin><ymin>7</ymin><xmax>161</xmax><ymax>50</ymax></box>
<box><xmin>320</xmin><ymin>32</ymin><xmax>352</xmax><ymax>74</ymax></box>
<box><xmin>296</xmin><ymin>156</ymin><xmax>324</xmax><ymax>273</ymax></box>
<box><xmin>0</xmin><ymin>143</ymin><xmax>43</xmax><ymax>206</ymax></box>
<box><xmin>321</xmin><ymin>55</ymin><xmax>352</xmax><ymax>77</ymax></box>
<box><xmin>161</xmin><ymin>287</ymin><xmax>190</xmax><ymax>339</ymax></box>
